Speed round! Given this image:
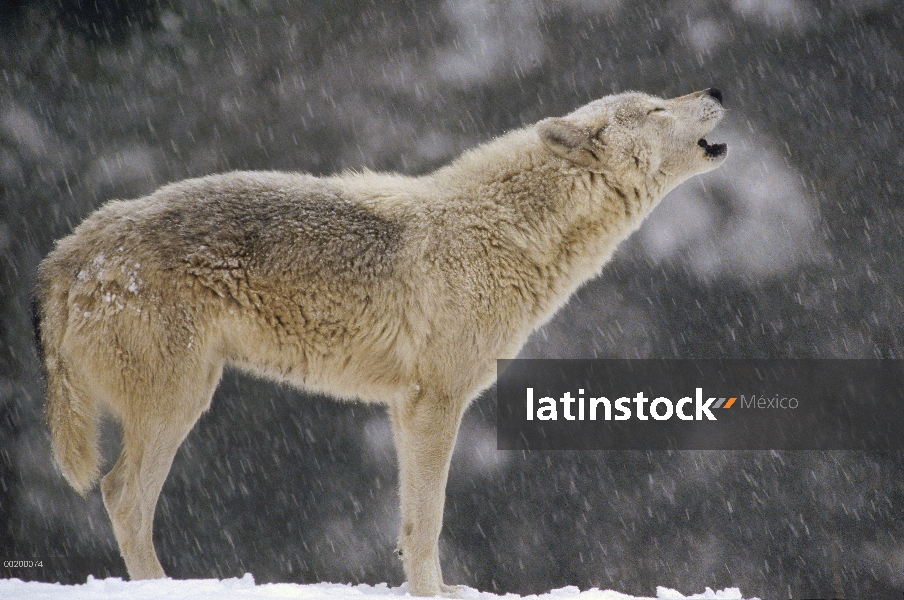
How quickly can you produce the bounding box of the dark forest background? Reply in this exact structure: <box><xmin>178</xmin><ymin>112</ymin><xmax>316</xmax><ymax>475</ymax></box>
<box><xmin>1</xmin><ymin>1</ymin><xmax>903</xmax><ymax>598</ymax></box>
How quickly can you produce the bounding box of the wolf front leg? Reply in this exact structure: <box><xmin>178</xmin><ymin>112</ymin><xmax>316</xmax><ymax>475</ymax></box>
<box><xmin>391</xmin><ymin>387</ymin><xmax>467</xmax><ymax>597</ymax></box>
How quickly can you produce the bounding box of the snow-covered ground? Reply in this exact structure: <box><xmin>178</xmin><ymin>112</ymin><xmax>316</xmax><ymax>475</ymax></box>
<box><xmin>0</xmin><ymin>575</ymin><xmax>757</xmax><ymax>600</ymax></box>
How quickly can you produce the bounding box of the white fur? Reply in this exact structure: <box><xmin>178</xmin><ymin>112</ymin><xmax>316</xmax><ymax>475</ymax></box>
<box><xmin>35</xmin><ymin>90</ymin><xmax>726</xmax><ymax>596</ymax></box>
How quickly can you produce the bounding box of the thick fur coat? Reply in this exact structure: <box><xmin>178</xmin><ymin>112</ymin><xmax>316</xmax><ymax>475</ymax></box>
<box><xmin>34</xmin><ymin>89</ymin><xmax>727</xmax><ymax>596</ymax></box>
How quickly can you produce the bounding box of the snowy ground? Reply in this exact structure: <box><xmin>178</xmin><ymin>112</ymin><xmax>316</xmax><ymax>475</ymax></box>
<box><xmin>0</xmin><ymin>575</ymin><xmax>758</xmax><ymax>600</ymax></box>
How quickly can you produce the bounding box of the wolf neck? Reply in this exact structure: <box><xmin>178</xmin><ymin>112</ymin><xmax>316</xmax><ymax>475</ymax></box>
<box><xmin>434</xmin><ymin>128</ymin><xmax>653</xmax><ymax>325</ymax></box>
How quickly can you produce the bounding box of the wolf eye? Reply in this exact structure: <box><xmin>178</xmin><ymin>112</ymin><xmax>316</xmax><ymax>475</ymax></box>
<box><xmin>647</xmin><ymin>107</ymin><xmax>667</xmax><ymax>115</ymax></box>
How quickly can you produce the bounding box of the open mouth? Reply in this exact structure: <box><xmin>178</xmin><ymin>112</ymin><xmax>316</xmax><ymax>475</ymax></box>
<box><xmin>698</xmin><ymin>138</ymin><xmax>727</xmax><ymax>159</ymax></box>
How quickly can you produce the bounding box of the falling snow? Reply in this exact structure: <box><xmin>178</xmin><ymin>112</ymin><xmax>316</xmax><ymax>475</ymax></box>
<box><xmin>2</xmin><ymin>1</ymin><xmax>903</xmax><ymax>599</ymax></box>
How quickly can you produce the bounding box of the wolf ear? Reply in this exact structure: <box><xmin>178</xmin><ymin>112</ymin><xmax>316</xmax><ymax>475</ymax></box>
<box><xmin>538</xmin><ymin>118</ymin><xmax>602</xmax><ymax>169</ymax></box>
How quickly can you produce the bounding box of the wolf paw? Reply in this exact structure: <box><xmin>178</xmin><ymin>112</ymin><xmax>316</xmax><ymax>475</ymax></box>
<box><xmin>438</xmin><ymin>583</ymin><xmax>466</xmax><ymax>598</ymax></box>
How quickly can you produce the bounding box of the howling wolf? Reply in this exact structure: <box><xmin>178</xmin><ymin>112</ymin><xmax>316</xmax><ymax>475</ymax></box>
<box><xmin>34</xmin><ymin>89</ymin><xmax>727</xmax><ymax>596</ymax></box>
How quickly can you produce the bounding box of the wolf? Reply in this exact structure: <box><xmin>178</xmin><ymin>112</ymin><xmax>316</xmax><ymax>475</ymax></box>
<box><xmin>34</xmin><ymin>89</ymin><xmax>727</xmax><ymax>596</ymax></box>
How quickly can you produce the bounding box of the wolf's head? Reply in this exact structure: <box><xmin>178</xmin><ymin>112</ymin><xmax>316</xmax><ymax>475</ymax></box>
<box><xmin>538</xmin><ymin>89</ymin><xmax>727</xmax><ymax>197</ymax></box>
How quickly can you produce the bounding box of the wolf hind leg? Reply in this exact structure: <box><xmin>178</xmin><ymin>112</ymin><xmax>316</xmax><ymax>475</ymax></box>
<box><xmin>101</xmin><ymin>362</ymin><xmax>222</xmax><ymax>580</ymax></box>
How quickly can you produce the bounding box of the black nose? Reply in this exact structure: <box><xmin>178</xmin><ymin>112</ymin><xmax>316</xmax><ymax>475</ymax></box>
<box><xmin>706</xmin><ymin>88</ymin><xmax>723</xmax><ymax>105</ymax></box>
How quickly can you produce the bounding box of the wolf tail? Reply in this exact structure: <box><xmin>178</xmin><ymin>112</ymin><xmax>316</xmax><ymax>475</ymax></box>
<box><xmin>34</xmin><ymin>266</ymin><xmax>100</xmax><ymax>496</ymax></box>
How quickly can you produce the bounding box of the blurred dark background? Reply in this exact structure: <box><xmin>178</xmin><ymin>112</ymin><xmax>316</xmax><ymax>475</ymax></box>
<box><xmin>1</xmin><ymin>1</ymin><xmax>903</xmax><ymax>598</ymax></box>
